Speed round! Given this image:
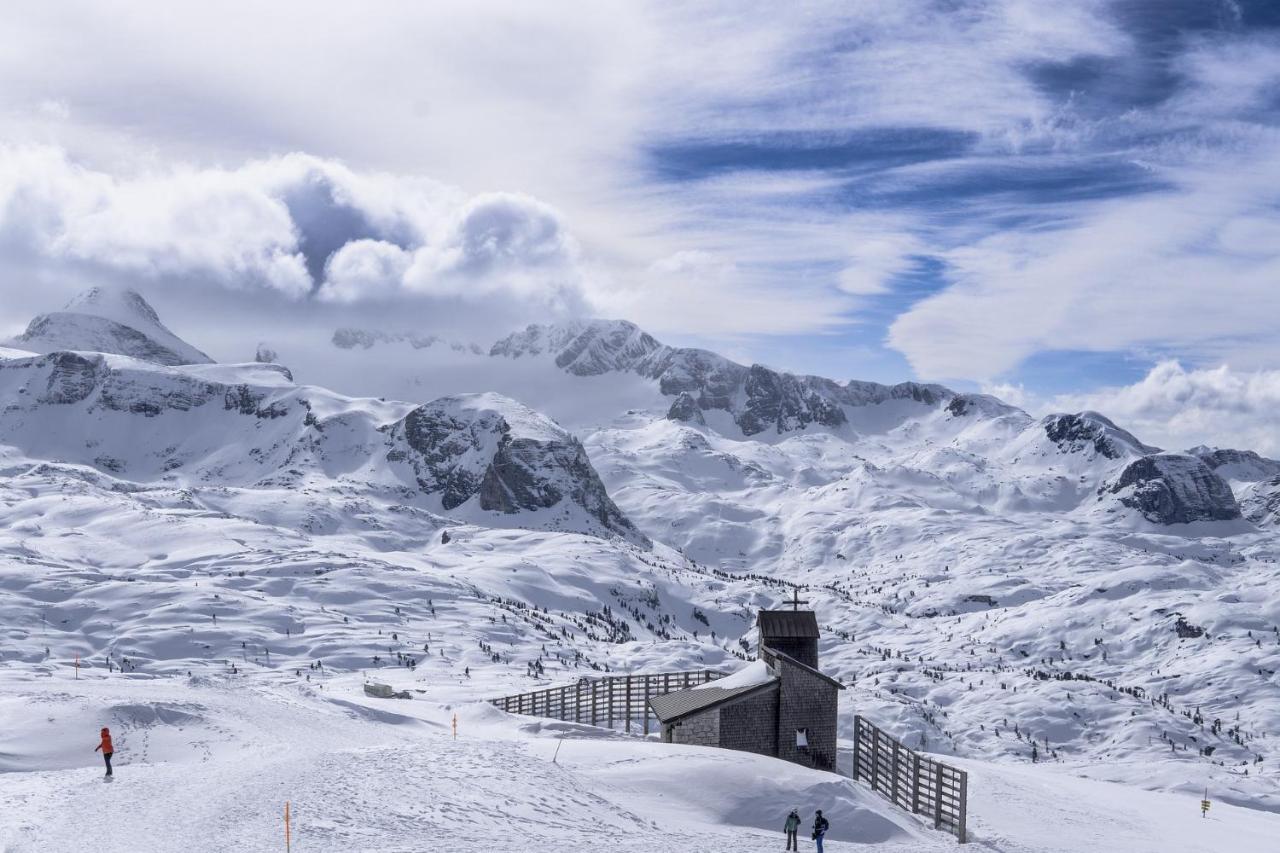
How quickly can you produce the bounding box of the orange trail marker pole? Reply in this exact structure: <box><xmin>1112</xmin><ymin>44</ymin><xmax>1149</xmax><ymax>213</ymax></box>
<box><xmin>452</xmin><ymin>713</ymin><xmax>458</xmax><ymax>739</ymax></box>
<box><xmin>285</xmin><ymin>801</ymin><xmax>291</xmax><ymax>851</ymax></box>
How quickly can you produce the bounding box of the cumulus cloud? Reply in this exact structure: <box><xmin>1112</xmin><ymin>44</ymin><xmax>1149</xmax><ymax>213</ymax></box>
<box><xmin>0</xmin><ymin>146</ymin><xmax>590</xmax><ymax>313</ymax></box>
<box><xmin>1050</xmin><ymin>361</ymin><xmax>1280</xmax><ymax>457</ymax></box>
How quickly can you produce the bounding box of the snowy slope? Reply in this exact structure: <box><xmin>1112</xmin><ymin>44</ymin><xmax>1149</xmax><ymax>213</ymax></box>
<box><xmin>3</xmin><ymin>294</ymin><xmax>1280</xmax><ymax>843</ymax></box>
<box><xmin>2</xmin><ymin>669</ymin><xmax>1277</xmax><ymax>853</ymax></box>
<box><xmin>5</xmin><ymin>287</ymin><xmax>213</xmax><ymax>365</ymax></box>
<box><xmin>0</xmin><ymin>348</ymin><xmax>640</xmax><ymax>541</ymax></box>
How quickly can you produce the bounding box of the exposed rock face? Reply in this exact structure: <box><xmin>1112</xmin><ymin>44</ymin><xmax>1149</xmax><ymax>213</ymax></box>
<box><xmin>946</xmin><ymin>393</ymin><xmax>1025</xmax><ymax>419</ymax></box>
<box><xmin>666</xmin><ymin>391</ymin><xmax>706</xmax><ymax>425</ymax></box>
<box><xmin>1105</xmin><ymin>454</ymin><xmax>1241</xmax><ymax>524</ymax></box>
<box><xmin>1043</xmin><ymin>412</ymin><xmax>1157</xmax><ymax>460</ymax></box>
<box><xmin>1188</xmin><ymin>446</ymin><xmax>1280</xmax><ymax>482</ymax></box>
<box><xmin>492</xmin><ymin>320</ymin><xmax>953</xmax><ymax>436</ymax></box>
<box><xmin>551</xmin><ymin>321</ymin><xmax>664</xmax><ymax>376</ymax></box>
<box><xmin>7</xmin><ymin>288</ymin><xmax>213</xmax><ymax>366</ymax></box>
<box><xmin>1174</xmin><ymin>615</ymin><xmax>1206</xmax><ymax>639</ymax></box>
<box><xmin>738</xmin><ymin>365</ymin><xmax>847</xmax><ymax>434</ymax></box>
<box><xmin>1240</xmin><ymin>476</ymin><xmax>1280</xmax><ymax>526</ymax></box>
<box><xmin>387</xmin><ymin>393</ymin><xmax>647</xmax><ymax>543</ymax></box>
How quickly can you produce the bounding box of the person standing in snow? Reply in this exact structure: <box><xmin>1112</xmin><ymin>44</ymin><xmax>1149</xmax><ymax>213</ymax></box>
<box><xmin>94</xmin><ymin>727</ymin><xmax>114</xmax><ymax>777</ymax></box>
<box><xmin>783</xmin><ymin>808</ymin><xmax>801</xmax><ymax>850</ymax></box>
<box><xmin>811</xmin><ymin>809</ymin><xmax>829</xmax><ymax>852</ymax></box>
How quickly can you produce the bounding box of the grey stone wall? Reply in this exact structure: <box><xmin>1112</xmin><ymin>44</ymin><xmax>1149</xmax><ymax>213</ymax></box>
<box><xmin>774</xmin><ymin>657</ymin><xmax>840</xmax><ymax>770</ymax></box>
<box><xmin>717</xmin><ymin>687</ymin><xmax>779</xmax><ymax>758</ymax></box>
<box><xmin>668</xmin><ymin>706</ymin><xmax>720</xmax><ymax>747</ymax></box>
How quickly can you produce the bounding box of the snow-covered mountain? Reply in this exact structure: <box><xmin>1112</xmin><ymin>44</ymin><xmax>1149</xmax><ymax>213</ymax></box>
<box><xmin>4</xmin><ymin>294</ymin><xmax>1280</xmax><ymax>819</ymax></box>
<box><xmin>5</xmin><ymin>287</ymin><xmax>213</xmax><ymax>365</ymax></box>
<box><xmin>491</xmin><ymin>319</ymin><xmax>951</xmax><ymax>436</ymax></box>
<box><xmin>0</xmin><ymin>347</ymin><xmax>640</xmax><ymax>543</ymax></box>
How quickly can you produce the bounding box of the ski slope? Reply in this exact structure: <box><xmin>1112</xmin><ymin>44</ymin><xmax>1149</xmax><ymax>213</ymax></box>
<box><xmin>2</xmin><ymin>668</ymin><xmax>1276</xmax><ymax>852</ymax></box>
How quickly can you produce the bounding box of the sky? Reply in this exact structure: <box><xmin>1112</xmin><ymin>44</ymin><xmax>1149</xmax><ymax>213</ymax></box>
<box><xmin>0</xmin><ymin>1</ymin><xmax>1278</xmax><ymax>452</ymax></box>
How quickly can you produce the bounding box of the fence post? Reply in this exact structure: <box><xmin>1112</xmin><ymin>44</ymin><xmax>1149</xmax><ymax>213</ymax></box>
<box><xmin>856</xmin><ymin>716</ymin><xmax>865</xmax><ymax>780</ymax></box>
<box><xmin>576</xmin><ymin>680</ymin><xmax>583</xmax><ymax>723</ymax></box>
<box><xmin>911</xmin><ymin>753</ymin><xmax>921</xmax><ymax>815</ymax></box>
<box><xmin>591</xmin><ymin>680</ymin><xmax>598</xmax><ymax>726</ymax></box>
<box><xmin>643</xmin><ymin>675</ymin><xmax>651</xmax><ymax>735</ymax></box>
<box><xmin>871</xmin><ymin>728</ymin><xmax>882</xmax><ymax>794</ymax></box>
<box><xmin>934</xmin><ymin>763</ymin><xmax>944</xmax><ymax>830</ymax></box>
<box><xmin>625</xmin><ymin>676</ymin><xmax>632</xmax><ymax>734</ymax></box>
<box><xmin>957</xmin><ymin>770</ymin><xmax>968</xmax><ymax>843</ymax></box>
<box><xmin>891</xmin><ymin>742</ymin><xmax>901</xmax><ymax>806</ymax></box>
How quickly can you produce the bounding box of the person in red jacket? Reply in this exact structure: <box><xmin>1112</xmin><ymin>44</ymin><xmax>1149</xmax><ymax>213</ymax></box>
<box><xmin>94</xmin><ymin>727</ymin><xmax>114</xmax><ymax>777</ymax></box>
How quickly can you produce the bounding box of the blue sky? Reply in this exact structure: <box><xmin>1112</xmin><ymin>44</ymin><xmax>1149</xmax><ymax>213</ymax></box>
<box><xmin>0</xmin><ymin>1</ymin><xmax>1279</xmax><ymax>450</ymax></box>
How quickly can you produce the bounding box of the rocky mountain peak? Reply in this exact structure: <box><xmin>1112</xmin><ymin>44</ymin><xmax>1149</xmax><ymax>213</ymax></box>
<box><xmin>492</xmin><ymin>318</ymin><xmax>956</xmax><ymax>436</ymax></box>
<box><xmin>1042</xmin><ymin>411</ymin><xmax>1157</xmax><ymax>460</ymax></box>
<box><xmin>66</xmin><ymin>286</ymin><xmax>163</xmax><ymax>327</ymax></box>
<box><xmin>1187</xmin><ymin>446</ymin><xmax>1280</xmax><ymax>482</ymax></box>
<box><xmin>7</xmin><ymin>286</ymin><xmax>213</xmax><ymax>366</ymax></box>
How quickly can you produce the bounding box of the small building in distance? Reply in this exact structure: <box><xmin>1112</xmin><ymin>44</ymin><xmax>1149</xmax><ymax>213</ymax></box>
<box><xmin>648</xmin><ymin>607</ymin><xmax>844</xmax><ymax>770</ymax></box>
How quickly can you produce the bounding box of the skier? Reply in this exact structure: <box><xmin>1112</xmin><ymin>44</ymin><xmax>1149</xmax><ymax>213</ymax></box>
<box><xmin>783</xmin><ymin>807</ymin><xmax>801</xmax><ymax>850</ymax></box>
<box><xmin>94</xmin><ymin>727</ymin><xmax>114</xmax><ymax>777</ymax></box>
<box><xmin>811</xmin><ymin>809</ymin><xmax>829</xmax><ymax>852</ymax></box>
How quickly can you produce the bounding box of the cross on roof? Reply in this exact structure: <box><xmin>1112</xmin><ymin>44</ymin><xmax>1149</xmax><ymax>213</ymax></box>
<box><xmin>788</xmin><ymin>586</ymin><xmax>809</xmax><ymax>611</ymax></box>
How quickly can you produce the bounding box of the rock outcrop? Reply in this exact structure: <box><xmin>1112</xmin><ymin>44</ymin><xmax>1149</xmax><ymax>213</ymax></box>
<box><xmin>1104</xmin><ymin>453</ymin><xmax>1241</xmax><ymax>524</ymax></box>
<box><xmin>666</xmin><ymin>392</ymin><xmax>706</xmax><ymax>425</ymax></box>
<box><xmin>1240</xmin><ymin>477</ymin><xmax>1280</xmax><ymax>526</ymax></box>
<box><xmin>1188</xmin><ymin>446</ymin><xmax>1280</xmax><ymax>482</ymax></box>
<box><xmin>1043</xmin><ymin>412</ymin><xmax>1157</xmax><ymax>460</ymax></box>
<box><xmin>386</xmin><ymin>393</ymin><xmax>647</xmax><ymax>543</ymax></box>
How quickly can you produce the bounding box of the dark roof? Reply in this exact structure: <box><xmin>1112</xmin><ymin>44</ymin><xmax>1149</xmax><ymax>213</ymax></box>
<box><xmin>648</xmin><ymin>679</ymin><xmax>779</xmax><ymax>724</ymax></box>
<box><xmin>758</xmin><ymin>610</ymin><xmax>820</xmax><ymax>639</ymax></box>
<box><xmin>762</xmin><ymin>646</ymin><xmax>845</xmax><ymax>690</ymax></box>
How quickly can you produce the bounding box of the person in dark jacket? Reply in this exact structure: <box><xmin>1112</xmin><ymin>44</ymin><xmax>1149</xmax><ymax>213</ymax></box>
<box><xmin>811</xmin><ymin>809</ymin><xmax>829</xmax><ymax>852</ymax></box>
<box><xmin>94</xmin><ymin>727</ymin><xmax>114</xmax><ymax>777</ymax></box>
<box><xmin>783</xmin><ymin>808</ymin><xmax>801</xmax><ymax>850</ymax></box>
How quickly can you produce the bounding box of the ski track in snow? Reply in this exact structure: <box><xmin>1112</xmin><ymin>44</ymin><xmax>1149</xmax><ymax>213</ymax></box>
<box><xmin>0</xmin><ymin>674</ymin><xmax>942</xmax><ymax>853</ymax></box>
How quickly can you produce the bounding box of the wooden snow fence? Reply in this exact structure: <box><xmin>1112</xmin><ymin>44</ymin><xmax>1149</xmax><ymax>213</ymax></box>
<box><xmin>852</xmin><ymin>715</ymin><xmax>968</xmax><ymax>843</ymax></box>
<box><xmin>490</xmin><ymin>670</ymin><xmax>726</xmax><ymax>735</ymax></box>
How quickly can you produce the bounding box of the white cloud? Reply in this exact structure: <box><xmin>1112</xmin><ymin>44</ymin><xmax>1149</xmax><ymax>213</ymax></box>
<box><xmin>0</xmin><ymin>146</ymin><xmax>592</xmax><ymax>313</ymax></box>
<box><xmin>320</xmin><ymin>240</ymin><xmax>412</xmax><ymax>304</ymax></box>
<box><xmin>837</xmin><ymin>233</ymin><xmax>923</xmax><ymax>296</ymax></box>
<box><xmin>0</xmin><ymin>1</ymin><xmax>1278</xmax><ymax>388</ymax></box>
<box><xmin>1050</xmin><ymin>361</ymin><xmax>1280</xmax><ymax>457</ymax></box>
<box><xmin>886</xmin><ymin>139</ymin><xmax>1280</xmax><ymax>380</ymax></box>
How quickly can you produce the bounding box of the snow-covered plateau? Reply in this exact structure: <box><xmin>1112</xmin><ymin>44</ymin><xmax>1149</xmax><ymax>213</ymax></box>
<box><xmin>2</xmin><ymin>290</ymin><xmax>1279</xmax><ymax>851</ymax></box>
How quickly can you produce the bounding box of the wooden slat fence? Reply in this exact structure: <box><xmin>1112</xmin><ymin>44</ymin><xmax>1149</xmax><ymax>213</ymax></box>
<box><xmin>490</xmin><ymin>670</ymin><xmax>726</xmax><ymax>736</ymax></box>
<box><xmin>852</xmin><ymin>715</ymin><xmax>968</xmax><ymax>843</ymax></box>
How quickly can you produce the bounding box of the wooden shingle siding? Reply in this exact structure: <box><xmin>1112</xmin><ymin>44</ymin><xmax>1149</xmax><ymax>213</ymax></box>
<box><xmin>717</xmin><ymin>685</ymin><xmax>780</xmax><ymax>757</ymax></box>
<box><xmin>772</xmin><ymin>653</ymin><xmax>840</xmax><ymax>770</ymax></box>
